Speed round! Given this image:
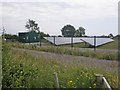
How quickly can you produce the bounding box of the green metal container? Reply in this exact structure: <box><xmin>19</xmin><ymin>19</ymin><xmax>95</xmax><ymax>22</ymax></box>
<box><xmin>18</xmin><ymin>31</ymin><xmax>39</xmax><ymax>43</ymax></box>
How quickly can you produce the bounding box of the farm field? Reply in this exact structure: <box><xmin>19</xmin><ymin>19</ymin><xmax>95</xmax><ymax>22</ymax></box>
<box><xmin>2</xmin><ymin>41</ymin><xmax>119</xmax><ymax>88</ymax></box>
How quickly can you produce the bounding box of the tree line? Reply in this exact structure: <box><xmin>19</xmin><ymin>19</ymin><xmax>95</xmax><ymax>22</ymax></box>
<box><xmin>26</xmin><ymin>19</ymin><xmax>114</xmax><ymax>38</ymax></box>
<box><xmin>61</xmin><ymin>24</ymin><xmax>85</xmax><ymax>37</ymax></box>
<box><xmin>25</xmin><ymin>19</ymin><xmax>50</xmax><ymax>38</ymax></box>
<box><xmin>2</xmin><ymin>19</ymin><xmax>115</xmax><ymax>41</ymax></box>
<box><xmin>26</xmin><ymin>19</ymin><xmax>86</xmax><ymax>37</ymax></box>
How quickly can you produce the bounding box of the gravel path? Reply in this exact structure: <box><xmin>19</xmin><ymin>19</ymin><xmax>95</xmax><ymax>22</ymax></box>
<box><xmin>13</xmin><ymin>48</ymin><xmax>118</xmax><ymax>74</ymax></box>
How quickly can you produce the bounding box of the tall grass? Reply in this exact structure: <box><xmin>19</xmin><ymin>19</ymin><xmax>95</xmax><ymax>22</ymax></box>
<box><xmin>0</xmin><ymin>36</ymin><xmax>2</xmax><ymax>90</ymax></box>
<box><xmin>2</xmin><ymin>42</ymin><xmax>118</xmax><ymax>88</ymax></box>
<box><xmin>98</xmin><ymin>40</ymin><xmax>118</xmax><ymax>49</ymax></box>
<box><xmin>11</xmin><ymin>43</ymin><xmax>118</xmax><ymax>60</ymax></box>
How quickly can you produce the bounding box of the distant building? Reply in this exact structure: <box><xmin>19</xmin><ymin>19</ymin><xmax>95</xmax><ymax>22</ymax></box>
<box><xmin>18</xmin><ymin>31</ymin><xmax>39</xmax><ymax>43</ymax></box>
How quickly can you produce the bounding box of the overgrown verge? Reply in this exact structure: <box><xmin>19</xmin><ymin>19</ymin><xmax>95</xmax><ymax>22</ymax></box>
<box><xmin>2</xmin><ymin>42</ymin><xmax>118</xmax><ymax>88</ymax></box>
<box><xmin>11</xmin><ymin>43</ymin><xmax>118</xmax><ymax>60</ymax></box>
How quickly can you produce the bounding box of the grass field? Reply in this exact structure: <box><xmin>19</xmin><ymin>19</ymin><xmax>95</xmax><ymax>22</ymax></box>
<box><xmin>10</xmin><ymin>41</ymin><xmax>118</xmax><ymax>60</ymax></box>
<box><xmin>0</xmin><ymin>36</ymin><xmax>2</xmax><ymax>90</ymax></box>
<box><xmin>98</xmin><ymin>40</ymin><xmax>118</xmax><ymax>49</ymax></box>
<box><xmin>2</xmin><ymin>42</ymin><xmax>119</xmax><ymax>88</ymax></box>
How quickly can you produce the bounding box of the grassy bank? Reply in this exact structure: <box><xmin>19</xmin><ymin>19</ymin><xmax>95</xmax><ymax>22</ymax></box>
<box><xmin>11</xmin><ymin>42</ymin><xmax>118</xmax><ymax>60</ymax></box>
<box><xmin>98</xmin><ymin>40</ymin><xmax>118</xmax><ymax>49</ymax></box>
<box><xmin>0</xmin><ymin>36</ymin><xmax>2</xmax><ymax>90</ymax></box>
<box><xmin>2</xmin><ymin>42</ymin><xmax>118</xmax><ymax>88</ymax></box>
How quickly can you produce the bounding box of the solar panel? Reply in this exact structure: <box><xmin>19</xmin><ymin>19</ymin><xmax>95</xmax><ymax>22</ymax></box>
<box><xmin>44</xmin><ymin>37</ymin><xmax>114</xmax><ymax>46</ymax></box>
<box><xmin>44</xmin><ymin>37</ymin><xmax>83</xmax><ymax>45</ymax></box>
<box><xmin>80</xmin><ymin>37</ymin><xmax>114</xmax><ymax>46</ymax></box>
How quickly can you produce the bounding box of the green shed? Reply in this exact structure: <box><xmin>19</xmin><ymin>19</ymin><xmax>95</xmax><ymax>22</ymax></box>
<box><xmin>18</xmin><ymin>31</ymin><xmax>39</xmax><ymax>43</ymax></box>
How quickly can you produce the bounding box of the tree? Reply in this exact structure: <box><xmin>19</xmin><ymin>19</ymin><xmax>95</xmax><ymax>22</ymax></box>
<box><xmin>74</xmin><ymin>27</ymin><xmax>85</xmax><ymax>37</ymax></box>
<box><xmin>25</xmin><ymin>19</ymin><xmax>41</xmax><ymax>46</ymax></box>
<box><xmin>108</xmin><ymin>33</ymin><xmax>114</xmax><ymax>38</ymax></box>
<box><xmin>25</xmin><ymin>19</ymin><xmax>39</xmax><ymax>33</ymax></box>
<box><xmin>3</xmin><ymin>34</ymin><xmax>18</xmax><ymax>41</ymax></box>
<box><xmin>61</xmin><ymin>24</ymin><xmax>75</xmax><ymax>37</ymax></box>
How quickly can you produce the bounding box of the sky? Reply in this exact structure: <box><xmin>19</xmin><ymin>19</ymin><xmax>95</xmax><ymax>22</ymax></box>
<box><xmin>0</xmin><ymin>0</ymin><xmax>119</xmax><ymax>36</ymax></box>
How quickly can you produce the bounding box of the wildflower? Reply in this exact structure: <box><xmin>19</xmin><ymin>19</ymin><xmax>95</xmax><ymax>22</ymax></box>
<box><xmin>67</xmin><ymin>80</ymin><xmax>74</xmax><ymax>86</ymax></box>
<box><xmin>69</xmin><ymin>80</ymin><xmax>72</xmax><ymax>83</ymax></box>
<box><xmin>93</xmin><ymin>83</ymin><xmax>96</xmax><ymax>86</ymax></box>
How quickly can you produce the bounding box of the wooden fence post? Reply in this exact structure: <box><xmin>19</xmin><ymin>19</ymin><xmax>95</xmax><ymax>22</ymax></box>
<box><xmin>95</xmin><ymin>74</ymin><xmax>112</xmax><ymax>90</ymax></box>
<box><xmin>54</xmin><ymin>72</ymin><xmax>60</xmax><ymax>89</ymax></box>
<box><xmin>95</xmin><ymin>74</ymin><xmax>103</xmax><ymax>88</ymax></box>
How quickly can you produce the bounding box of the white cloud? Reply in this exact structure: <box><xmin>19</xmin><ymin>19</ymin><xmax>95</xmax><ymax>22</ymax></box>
<box><xmin>2</xmin><ymin>1</ymin><xmax>118</xmax><ymax>19</ymax></box>
<box><xmin>1</xmin><ymin>0</ymin><xmax>119</xmax><ymax>3</ymax></box>
<box><xmin>1</xmin><ymin>0</ymin><xmax>118</xmax><ymax>35</ymax></box>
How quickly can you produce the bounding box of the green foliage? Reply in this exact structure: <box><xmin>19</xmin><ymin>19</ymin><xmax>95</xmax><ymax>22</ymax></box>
<box><xmin>0</xmin><ymin>36</ymin><xmax>2</xmax><ymax>90</ymax></box>
<box><xmin>2</xmin><ymin>43</ymin><xmax>118</xmax><ymax>88</ymax></box>
<box><xmin>61</xmin><ymin>25</ymin><xmax>86</xmax><ymax>37</ymax></box>
<box><xmin>25</xmin><ymin>19</ymin><xmax>40</xmax><ymax>33</ymax></box>
<box><xmin>3</xmin><ymin>34</ymin><xmax>18</xmax><ymax>41</ymax></box>
<box><xmin>98</xmin><ymin>40</ymin><xmax>118</xmax><ymax>49</ymax></box>
<box><xmin>61</xmin><ymin>24</ymin><xmax>76</xmax><ymax>37</ymax></box>
<box><xmin>2</xmin><ymin>45</ymin><xmax>34</xmax><ymax>88</ymax></box>
<box><xmin>108</xmin><ymin>33</ymin><xmax>114</xmax><ymax>38</ymax></box>
<box><xmin>12</xmin><ymin>43</ymin><xmax>118</xmax><ymax>60</ymax></box>
<box><xmin>74</xmin><ymin>27</ymin><xmax>85</xmax><ymax>37</ymax></box>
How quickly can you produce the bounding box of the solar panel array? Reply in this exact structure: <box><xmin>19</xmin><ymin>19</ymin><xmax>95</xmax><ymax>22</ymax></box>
<box><xmin>44</xmin><ymin>37</ymin><xmax>114</xmax><ymax>46</ymax></box>
<box><xmin>80</xmin><ymin>38</ymin><xmax>114</xmax><ymax>46</ymax></box>
<box><xmin>44</xmin><ymin>37</ymin><xmax>83</xmax><ymax>45</ymax></box>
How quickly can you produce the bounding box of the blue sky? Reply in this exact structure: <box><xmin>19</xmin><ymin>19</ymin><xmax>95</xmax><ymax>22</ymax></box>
<box><xmin>0</xmin><ymin>0</ymin><xmax>119</xmax><ymax>36</ymax></box>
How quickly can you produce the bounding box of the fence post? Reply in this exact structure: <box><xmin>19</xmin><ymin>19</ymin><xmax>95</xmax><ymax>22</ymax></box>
<box><xmin>95</xmin><ymin>74</ymin><xmax>103</xmax><ymax>88</ymax></box>
<box><xmin>71</xmin><ymin>36</ymin><xmax>73</xmax><ymax>48</ymax></box>
<box><xmin>94</xmin><ymin>36</ymin><xmax>96</xmax><ymax>51</ymax></box>
<box><xmin>39</xmin><ymin>33</ymin><xmax>41</xmax><ymax>46</ymax></box>
<box><xmin>95</xmin><ymin>74</ymin><xmax>112</xmax><ymax>90</ymax></box>
<box><xmin>54</xmin><ymin>72</ymin><xmax>60</xmax><ymax>89</ymax></box>
<box><xmin>53</xmin><ymin>36</ymin><xmax>56</xmax><ymax>46</ymax></box>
